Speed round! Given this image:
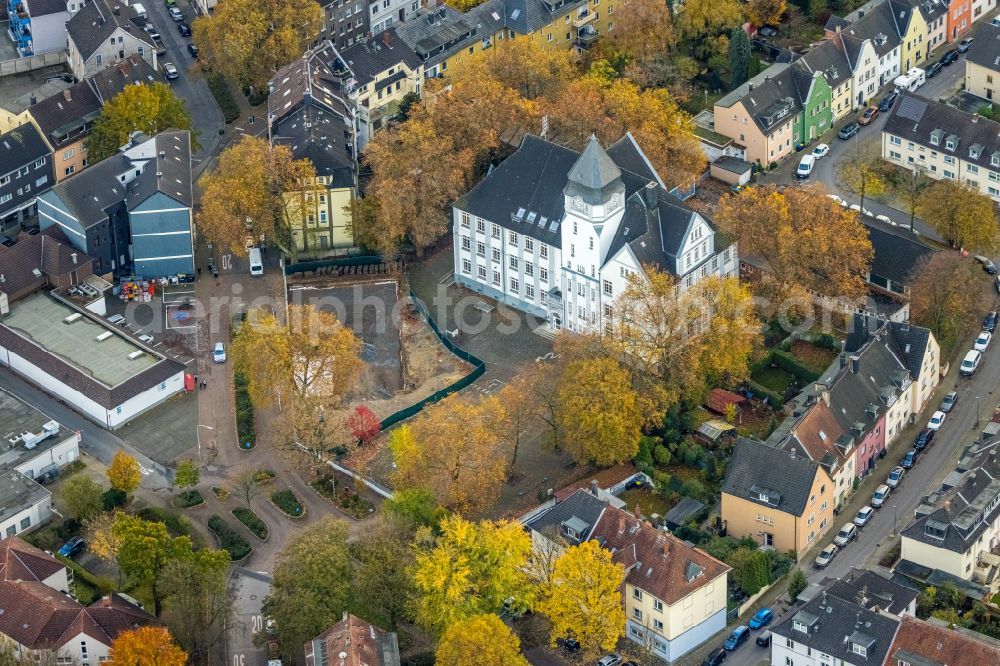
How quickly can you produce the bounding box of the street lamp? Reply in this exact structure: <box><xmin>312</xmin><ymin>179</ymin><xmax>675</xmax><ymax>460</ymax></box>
<box><xmin>196</xmin><ymin>424</ymin><xmax>215</xmax><ymax>463</ymax></box>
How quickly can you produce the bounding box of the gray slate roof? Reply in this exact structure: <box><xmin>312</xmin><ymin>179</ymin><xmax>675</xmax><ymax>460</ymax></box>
<box><xmin>88</xmin><ymin>55</ymin><xmax>159</xmax><ymax>104</ymax></box>
<box><xmin>863</xmin><ymin>219</ymin><xmax>934</xmax><ymax>287</ymax></box>
<box><xmin>564</xmin><ymin>134</ymin><xmax>624</xmax><ymax>206</ymax></box>
<box><xmin>966</xmin><ymin>22</ymin><xmax>1000</xmax><ymax>71</ymax></box>
<box><xmin>24</xmin><ymin>0</ymin><xmax>68</xmax><ymax>17</ymax></box>
<box><xmin>48</xmin><ymin>154</ymin><xmax>132</xmax><ymax>228</ymax></box>
<box><xmin>524</xmin><ymin>488</ymin><xmax>607</xmax><ymax>543</ymax></box>
<box><xmin>844</xmin><ymin>314</ymin><xmax>933</xmax><ymax>384</ymax></box>
<box><xmin>129</xmin><ymin>131</ymin><xmax>192</xmax><ymax>209</ymax></box>
<box><xmin>28</xmin><ymin>83</ymin><xmax>101</xmax><ymax>150</ymax></box>
<box><xmin>884</xmin><ymin>93</ymin><xmax>1000</xmax><ymax>172</ymax></box>
<box><xmin>66</xmin><ymin>0</ymin><xmax>153</xmax><ymax>62</ymax></box>
<box><xmin>336</xmin><ymin>29</ymin><xmax>422</xmax><ymax>88</ymax></box>
<box><xmin>721</xmin><ymin>437</ymin><xmax>821</xmax><ymax>516</ymax></box>
<box><xmin>0</xmin><ymin>122</ymin><xmax>50</xmax><ymax>173</ymax></box>
<box><xmin>716</xmin><ymin>63</ymin><xmax>805</xmax><ymax>136</ymax></box>
<box><xmin>771</xmin><ymin>593</ymin><xmax>900</xmax><ymax>665</ymax></box>
<box><xmin>825</xmin><ymin>569</ymin><xmax>919</xmax><ymax>616</ymax></box>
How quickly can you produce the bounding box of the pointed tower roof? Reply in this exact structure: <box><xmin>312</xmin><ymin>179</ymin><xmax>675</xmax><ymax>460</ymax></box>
<box><xmin>564</xmin><ymin>134</ymin><xmax>624</xmax><ymax>206</ymax></box>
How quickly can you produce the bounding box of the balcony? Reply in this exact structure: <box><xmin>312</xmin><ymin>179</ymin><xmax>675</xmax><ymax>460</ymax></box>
<box><xmin>575</xmin><ymin>30</ymin><xmax>598</xmax><ymax>48</ymax></box>
<box><xmin>573</xmin><ymin>11</ymin><xmax>595</xmax><ymax>28</ymax></box>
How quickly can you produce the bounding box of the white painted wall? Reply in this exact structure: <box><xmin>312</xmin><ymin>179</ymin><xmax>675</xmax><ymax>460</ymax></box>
<box><xmin>0</xmin><ymin>490</ymin><xmax>50</xmax><ymax>539</ymax></box>
<box><xmin>27</xmin><ymin>11</ymin><xmax>70</xmax><ymax>55</ymax></box>
<box><xmin>13</xmin><ymin>435</ymin><xmax>80</xmax><ymax>480</ymax></box>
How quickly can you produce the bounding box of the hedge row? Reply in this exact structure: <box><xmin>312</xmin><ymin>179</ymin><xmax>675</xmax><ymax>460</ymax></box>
<box><xmin>771</xmin><ymin>349</ymin><xmax>822</xmax><ymax>383</ymax></box>
<box><xmin>207</xmin><ymin>75</ymin><xmax>239</xmax><ymax>123</ymax></box>
<box><xmin>232</xmin><ymin>507</ymin><xmax>268</xmax><ymax>540</ymax></box>
<box><xmin>234</xmin><ymin>371</ymin><xmax>256</xmax><ymax>449</ymax></box>
<box><xmin>746</xmin><ymin>379</ymin><xmax>785</xmax><ymax>408</ymax></box>
<box><xmin>207</xmin><ymin>515</ymin><xmax>252</xmax><ymax>560</ymax></box>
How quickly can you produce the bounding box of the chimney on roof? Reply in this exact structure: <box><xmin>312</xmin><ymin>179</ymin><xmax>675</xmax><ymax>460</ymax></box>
<box><xmin>634</xmin><ymin>504</ymin><xmax>642</xmax><ymax>520</ymax></box>
<box><xmin>591</xmin><ymin>479</ymin><xmax>599</xmax><ymax>496</ymax></box>
<box><xmin>651</xmin><ymin>513</ymin><xmax>660</xmax><ymax>528</ymax></box>
<box><xmin>973</xmin><ymin>113</ymin><xmax>980</xmax><ymax>123</ymax></box>
<box><xmin>618</xmin><ymin>516</ymin><xmax>626</xmax><ymax>534</ymax></box>
<box><xmin>63</xmin><ymin>89</ymin><xmax>72</xmax><ymax>102</ymax></box>
<box><xmin>71</xmin><ymin>253</ymin><xmax>77</xmax><ymax>265</ymax></box>
<box><xmin>850</xmin><ymin>356</ymin><xmax>861</xmax><ymax>374</ymax></box>
<box><xmin>101</xmin><ymin>596</ymin><xmax>112</xmax><ymax>608</ymax></box>
<box><xmin>29</xmin><ymin>94</ymin><xmax>36</xmax><ymax>105</ymax></box>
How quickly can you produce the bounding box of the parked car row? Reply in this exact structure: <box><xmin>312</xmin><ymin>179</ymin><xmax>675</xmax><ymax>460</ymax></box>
<box><xmin>701</xmin><ymin>607</ymin><xmax>775</xmax><ymax>664</ymax></box>
<box><xmin>960</xmin><ymin>312</ymin><xmax>996</xmax><ymax>378</ymax></box>
<box><xmin>824</xmin><ymin>191</ymin><xmax>896</xmax><ymax>225</ymax></box>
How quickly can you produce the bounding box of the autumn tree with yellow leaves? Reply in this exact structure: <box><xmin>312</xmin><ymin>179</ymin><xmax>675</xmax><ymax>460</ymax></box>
<box><xmin>450</xmin><ymin>38</ymin><xmax>575</xmax><ymax>100</ymax></box>
<box><xmin>388</xmin><ymin>394</ymin><xmax>509</xmax><ymax>515</ymax></box>
<box><xmin>715</xmin><ymin>184</ymin><xmax>874</xmax><ymax>318</ymax></box>
<box><xmin>198</xmin><ymin>136</ymin><xmax>319</xmax><ymax>259</ymax></box>
<box><xmin>538</xmin><ymin>540</ymin><xmax>625</xmax><ymax>658</ymax></box>
<box><xmin>601</xmin><ymin>0</ymin><xmax>677</xmax><ymax>85</ymax></box>
<box><xmin>108</xmin><ymin>626</ymin><xmax>187</xmax><ymax>666</ymax></box>
<box><xmin>747</xmin><ymin>0</ymin><xmax>786</xmax><ymax>27</ymax></box>
<box><xmin>412</xmin><ymin>515</ymin><xmax>535</xmax><ymax>636</ymax></box>
<box><xmin>192</xmin><ymin>0</ymin><xmax>323</xmax><ymax>93</ymax></box>
<box><xmin>916</xmin><ymin>180</ymin><xmax>1000</xmax><ymax>253</ymax></box>
<box><xmin>435</xmin><ymin>614</ymin><xmax>530</xmax><ymax>666</ymax></box>
<box><xmin>107</xmin><ymin>451</ymin><xmax>141</xmax><ymax>497</ymax></box>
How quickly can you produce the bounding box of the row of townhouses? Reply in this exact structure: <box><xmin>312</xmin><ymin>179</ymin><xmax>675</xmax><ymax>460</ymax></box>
<box><xmin>721</xmin><ymin>314</ymin><xmax>939</xmax><ymax>558</ymax></box>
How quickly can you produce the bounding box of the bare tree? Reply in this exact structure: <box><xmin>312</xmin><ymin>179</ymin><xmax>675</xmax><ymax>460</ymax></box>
<box><xmin>231</xmin><ymin>467</ymin><xmax>261</xmax><ymax>510</ymax></box>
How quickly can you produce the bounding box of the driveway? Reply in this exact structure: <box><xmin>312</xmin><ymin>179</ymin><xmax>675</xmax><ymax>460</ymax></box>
<box><xmin>228</xmin><ymin>567</ymin><xmax>272</xmax><ymax>666</ymax></box>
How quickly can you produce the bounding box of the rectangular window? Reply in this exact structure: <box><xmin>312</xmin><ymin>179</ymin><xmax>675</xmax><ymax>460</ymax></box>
<box><xmin>540</xmin><ymin>267</ymin><xmax>548</xmax><ymax>282</ymax></box>
<box><xmin>492</xmin><ymin>270</ymin><xmax>501</xmax><ymax>286</ymax></box>
<box><xmin>462</xmin><ymin>258</ymin><xmax>471</xmax><ymax>274</ymax></box>
<box><xmin>460</xmin><ymin>211</ymin><xmax>470</xmax><ymax>227</ymax></box>
<box><xmin>478</xmin><ymin>265</ymin><xmax>487</xmax><ymax>279</ymax></box>
<box><xmin>63</xmin><ymin>148</ymin><xmax>75</xmax><ymax>159</ymax></box>
<box><xmin>461</xmin><ymin>236</ymin><xmax>471</xmax><ymax>250</ymax></box>
<box><xmin>509</xmin><ymin>230</ymin><xmax>518</xmax><ymax>245</ymax></box>
<box><xmin>491</xmin><ymin>223</ymin><xmax>500</xmax><ymax>238</ymax></box>
<box><xmin>633</xmin><ymin>607</ymin><xmax>642</xmax><ymax>620</ymax></box>
<box><xmin>525</xmin><ymin>262</ymin><xmax>534</xmax><ymax>276</ymax></box>
<box><xmin>477</xmin><ymin>242</ymin><xmax>486</xmax><ymax>257</ymax></box>
<box><xmin>633</xmin><ymin>589</ymin><xmax>642</xmax><ymax>600</ymax></box>
<box><xmin>540</xmin><ymin>244</ymin><xmax>548</xmax><ymax>259</ymax></box>
<box><xmin>509</xmin><ymin>256</ymin><xmax>518</xmax><ymax>270</ymax></box>
<box><xmin>525</xmin><ymin>238</ymin><xmax>534</xmax><ymax>252</ymax></box>
<box><xmin>510</xmin><ymin>277</ymin><xmax>519</xmax><ymax>292</ymax></box>
<box><xmin>492</xmin><ymin>248</ymin><xmax>501</xmax><ymax>262</ymax></box>
<box><xmin>603</xmin><ymin>280</ymin><xmax>612</xmax><ymax>296</ymax></box>
<box><xmin>526</xmin><ymin>285</ymin><xmax>534</xmax><ymax>299</ymax></box>
<box><xmin>476</xmin><ymin>218</ymin><xmax>485</xmax><ymax>233</ymax></box>
<box><xmin>653</xmin><ymin>599</ymin><xmax>663</xmax><ymax>612</ymax></box>
<box><xmin>890</xmin><ymin>135</ymin><xmax>901</xmax><ymax>145</ymax></box>
<box><xmin>19</xmin><ymin>517</ymin><xmax>30</xmax><ymax>530</ymax></box>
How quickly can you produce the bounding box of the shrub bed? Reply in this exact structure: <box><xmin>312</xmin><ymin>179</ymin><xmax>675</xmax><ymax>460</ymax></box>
<box><xmin>102</xmin><ymin>488</ymin><xmax>127</xmax><ymax>510</ymax></box>
<box><xmin>879</xmin><ymin>541</ymin><xmax>901</xmax><ymax>568</ymax></box>
<box><xmin>137</xmin><ymin>506</ymin><xmax>193</xmax><ymax>538</ymax></box>
<box><xmin>207</xmin><ymin>515</ymin><xmax>252</xmax><ymax>560</ymax></box>
<box><xmin>211</xmin><ymin>485</ymin><xmax>228</xmax><ymax>500</ymax></box>
<box><xmin>234</xmin><ymin>371</ymin><xmax>256</xmax><ymax>449</ymax></box>
<box><xmin>208</xmin><ymin>75</ymin><xmax>239</xmax><ymax>123</ymax></box>
<box><xmin>252</xmin><ymin>469</ymin><xmax>276</xmax><ymax>484</ymax></box>
<box><xmin>176</xmin><ymin>490</ymin><xmax>204</xmax><ymax>508</ymax></box>
<box><xmin>232</xmin><ymin>507</ymin><xmax>268</xmax><ymax>540</ymax></box>
<box><xmin>309</xmin><ymin>475</ymin><xmax>376</xmax><ymax>519</ymax></box>
<box><xmin>270</xmin><ymin>489</ymin><xmax>305</xmax><ymax>518</ymax></box>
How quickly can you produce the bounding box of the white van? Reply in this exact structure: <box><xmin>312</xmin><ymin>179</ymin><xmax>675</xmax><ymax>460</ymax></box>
<box><xmin>893</xmin><ymin>67</ymin><xmax>925</xmax><ymax>92</ymax></box>
<box><xmin>960</xmin><ymin>349</ymin><xmax>982</xmax><ymax>376</ymax></box>
<box><xmin>132</xmin><ymin>2</ymin><xmax>147</xmax><ymax>19</ymax></box>
<box><xmin>797</xmin><ymin>154</ymin><xmax>816</xmax><ymax>179</ymax></box>
<box><xmin>249</xmin><ymin>247</ymin><xmax>263</xmax><ymax>276</ymax></box>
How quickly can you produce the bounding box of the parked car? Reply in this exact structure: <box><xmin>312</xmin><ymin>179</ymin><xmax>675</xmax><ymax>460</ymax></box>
<box><xmin>106</xmin><ymin>313</ymin><xmax>126</xmax><ymax>326</ymax></box>
<box><xmin>826</xmin><ymin>193</ymin><xmax>846</xmax><ymax>206</ymax></box>
<box><xmin>926</xmin><ymin>61</ymin><xmax>944</xmax><ymax>77</ymax></box>
<box><xmin>0</xmin><ymin>235</ymin><xmax>15</xmax><ymax>247</ymax></box>
<box><xmin>927</xmin><ymin>410</ymin><xmax>947</xmax><ymax>431</ymax></box>
<box><xmin>178</xmin><ymin>21</ymin><xmax>191</xmax><ymax>36</ymax></box>
<box><xmin>961</xmin><ymin>349</ymin><xmax>983</xmax><ymax>376</ymax></box>
<box><xmin>875</xmin><ymin>213</ymin><xmax>893</xmax><ymax>225</ymax></box>
<box><xmin>838</xmin><ymin>122</ymin><xmax>860</xmax><ymax>140</ymax></box>
<box><xmin>597</xmin><ymin>654</ymin><xmax>621</xmax><ymax>666</ymax></box>
<box><xmin>878</xmin><ymin>91</ymin><xmax>898</xmax><ymax>112</ymax></box>
<box><xmin>168</xmin><ymin>6</ymin><xmax>182</xmax><ymax>20</ymax></box>
<box><xmin>859</xmin><ymin>106</ymin><xmax>880</xmax><ymax>125</ymax></box>
<box><xmin>976</xmin><ymin>331</ymin><xmax>993</xmax><ymax>352</ymax></box>
<box><xmin>702</xmin><ymin>647</ymin><xmax>727</xmax><ymax>666</ymax></box>
<box><xmin>941</xmin><ymin>49</ymin><xmax>959</xmax><ymax>65</ymax></box>
<box><xmin>138</xmin><ymin>334</ymin><xmax>154</xmax><ymax>344</ymax></box>
<box><xmin>833</xmin><ymin>522</ymin><xmax>858</xmax><ymax>546</ymax></box>
<box><xmin>58</xmin><ymin>536</ymin><xmax>85</xmax><ymax>558</ymax></box>
<box><xmin>755</xmin><ymin>631</ymin><xmax>772</xmax><ymax>648</ymax></box>
<box><xmin>724</xmin><ymin>626</ymin><xmax>750</xmax><ymax>651</ymax></box>
<box><xmin>887</xmin><ymin>466</ymin><xmax>905</xmax><ymax>488</ymax></box>
<box><xmin>993</xmin><ymin>16</ymin><xmax>1000</xmax><ymax>26</ymax></box>
<box><xmin>187</xmin><ymin>43</ymin><xmax>198</xmax><ymax>58</ymax></box>
<box><xmin>812</xmin><ymin>143</ymin><xmax>830</xmax><ymax>159</ymax></box>
<box><xmin>144</xmin><ymin>24</ymin><xmax>160</xmax><ymax>39</ymax></box>
<box><xmin>814</xmin><ymin>543</ymin><xmax>839</xmax><ymax>568</ymax></box>
<box><xmin>163</xmin><ymin>62</ymin><xmax>179</xmax><ymax>80</ymax></box>
<box><xmin>940</xmin><ymin>391</ymin><xmax>958</xmax><ymax>413</ymax></box>
<box><xmin>558</xmin><ymin>637</ymin><xmax>581</xmax><ymax>654</ymax></box>
<box><xmin>996</xmin><ymin>275</ymin><xmax>1000</xmax><ymax>293</ymax></box>
<box><xmin>985</xmin><ymin>311</ymin><xmax>998</xmax><ymax>332</ymax></box>
<box><xmin>914</xmin><ymin>428</ymin><xmax>934</xmax><ymax>451</ymax></box>
<box><xmin>959</xmin><ymin>37</ymin><xmax>974</xmax><ymax>53</ymax></box>
<box><xmin>213</xmin><ymin>342</ymin><xmax>226</xmax><ymax>363</ymax></box>
<box><xmin>758</xmin><ymin>26</ymin><xmax>778</xmax><ymax>38</ymax></box>
<box><xmin>975</xmin><ymin>255</ymin><xmax>998</xmax><ymax>274</ymax></box>
<box><xmin>797</xmin><ymin>154</ymin><xmax>816</xmax><ymax>178</ymax></box>
<box><xmin>748</xmin><ymin>608</ymin><xmax>773</xmax><ymax>629</ymax></box>
<box><xmin>902</xmin><ymin>449</ymin><xmax>918</xmax><ymax>469</ymax></box>
<box><xmin>849</xmin><ymin>203</ymin><xmax>873</xmax><ymax>216</ymax></box>
<box><xmin>872</xmin><ymin>484</ymin><xmax>891</xmax><ymax>508</ymax></box>
<box><xmin>854</xmin><ymin>506</ymin><xmax>874</xmax><ymax>527</ymax></box>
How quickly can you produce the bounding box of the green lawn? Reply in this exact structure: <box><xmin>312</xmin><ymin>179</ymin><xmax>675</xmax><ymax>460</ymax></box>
<box><xmin>752</xmin><ymin>366</ymin><xmax>796</xmax><ymax>394</ymax></box>
<box><xmin>790</xmin><ymin>340</ymin><xmax>839</xmax><ymax>375</ymax></box>
<box><xmin>619</xmin><ymin>488</ymin><xmax>673</xmax><ymax>519</ymax></box>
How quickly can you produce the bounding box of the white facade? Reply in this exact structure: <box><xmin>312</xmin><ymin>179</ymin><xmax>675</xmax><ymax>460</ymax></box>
<box><xmin>851</xmin><ymin>40</ymin><xmax>880</xmax><ymax>109</ymax></box>
<box><xmin>0</xmin><ymin>487</ymin><xmax>50</xmax><ymax>540</ymax></box>
<box><xmin>875</xmin><ymin>41</ymin><xmax>901</xmax><ymax>89</ymax></box>
<box><xmin>882</xmin><ymin>127</ymin><xmax>1000</xmax><ymax>203</ymax></box>
<box><xmin>68</xmin><ymin>26</ymin><xmax>156</xmax><ymax>80</ymax></box>
<box><xmin>13</xmin><ymin>435</ymin><xmax>80</xmax><ymax>481</ymax></box>
<box><xmin>23</xmin><ymin>8</ymin><xmax>71</xmax><ymax>55</ymax></box>
<box><xmin>369</xmin><ymin>0</ymin><xmax>418</xmax><ymax>35</ymax></box>
<box><xmin>771</xmin><ymin>632</ymin><xmax>865</xmax><ymax>666</ymax></box>
<box><xmin>972</xmin><ymin>0</ymin><xmax>999</xmax><ymax>22</ymax></box>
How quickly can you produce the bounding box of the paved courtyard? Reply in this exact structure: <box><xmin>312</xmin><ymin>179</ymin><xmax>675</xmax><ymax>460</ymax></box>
<box><xmin>117</xmin><ymin>390</ymin><xmax>198</xmax><ymax>466</ymax></box>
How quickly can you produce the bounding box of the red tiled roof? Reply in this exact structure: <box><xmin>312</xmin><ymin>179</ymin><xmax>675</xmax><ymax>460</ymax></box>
<box><xmin>884</xmin><ymin>616</ymin><xmax>1000</xmax><ymax>666</ymax></box>
<box><xmin>590</xmin><ymin>505</ymin><xmax>729</xmax><ymax>606</ymax></box>
<box><xmin>789</xmin><ymin>400</ymin><xmax>852</xmax><ymax>467</ymax></box>
<box><xmin>553</xmin><ymin>464</ymin><xmax>641</xmax><ymax>501</ymax></box>
<box><xmin>0</xmin><ymin>536</ymin><xmax>66</xmax><ymax>584</ymax></box>
<box><xmin>705</xmin><ymin>389</ymin><xmax>746</xmax><ymax>415</ymax></box>
<box><xmin>306</xmin><ymin>614</ymin><xmax>394</xmax><ymax>666</ymax></box>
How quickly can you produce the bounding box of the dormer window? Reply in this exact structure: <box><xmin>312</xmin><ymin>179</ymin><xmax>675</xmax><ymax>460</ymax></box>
<box><xmin>793</xmin><ymin>620</ymin><xmax>809</xmax><ymax>634</ymax></box>
<box><xmin>852</xmin><ymin>644</ymin><xmax>868</xmax><ymax>658</ymax></box>
<box><xmin>930</xmin><ymin>129</ymin><xmax>943</xmax><ymax>146</ymax></box>
<box><xmin>946</xmin><ymin>140</ymin><xmax>956</xmax><ymax>151</ymax></box>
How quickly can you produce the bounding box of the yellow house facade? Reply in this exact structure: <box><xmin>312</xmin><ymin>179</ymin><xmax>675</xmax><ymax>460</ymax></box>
<box><xmin>721</xmin><ymin>438</ymin><xmax>836</xmax><ymax>558</ymax></box>
<box><xmin>286</xmin><ymin>176</ymin><xmax>355</xmax><ymax>259</ymax></box>
<box><xmin>899</xmin><ymin>3</ymin><xmax>929</xmax><ymax>71</ymax></box>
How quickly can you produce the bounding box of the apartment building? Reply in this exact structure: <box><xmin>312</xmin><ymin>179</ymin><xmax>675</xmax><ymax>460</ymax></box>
<box><xmin>65</xmin><ymin>0</ymin><xmax>156</xmax><ymax>79</ymax></box>
<box><xmin>964</xmin><ymin>22</ymin><xmax>1000</xmax><ymax>100</ymax></box>
<box><xmin>882</xmin><ymin>92</ymin><xmax>1000</xmax><ymax>203</ymax></box>
<box><xmin>0</xmin><ymin>122</ymin><xmax>54</xmax><ymax>233</ymax></box>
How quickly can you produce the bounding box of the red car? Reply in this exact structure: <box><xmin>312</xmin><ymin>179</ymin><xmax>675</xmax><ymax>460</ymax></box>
<box><xmin>859</xmin><ymin>106</ymin><xmax>879</xmax><ymax>125</ymax></box>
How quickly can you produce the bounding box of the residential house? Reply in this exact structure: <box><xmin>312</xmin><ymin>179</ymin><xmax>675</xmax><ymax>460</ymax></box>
<box><xmin>0</xmin><ymin>227</ymin><xmax>95</xmax><ymax>302</ymax></box>
<box><xmin>524</xmin><ymin>489</ymin><xmax>730</xmax><ymax>662</ymax></box>
<box><xmin>523</xmin><ymin>486</ymin><xmax>608</xmax><ymax>559</ymax></box>
<box><xmin>320</xmin><ymin>0</ymin><xmax>371</xmax><ymax>50</ymax></box>
<box><xmin>304</xmin><ymin>612</ymin><xmax>400</xmax><ymax>666</ymax></box>
<box><xmin>452</xmin><ymin>133</ymin><xmax>738</xmax><ymax>334</ymax></box>
<box><xmin>721</xmin><ymin>437</ymin><xmax>836</xmax><ymax>556</ymax></box>
<box><xmin>37</xmin><ymin>131</ymin><xmax>195</xmax><ymax>278</ymax></box>
<box><xmin>882</xmin><ymin>93</ymin><xmax>1000</xmax><ymax>203</ymax></box>
<box><xmin>0</xmin><ymin>536</ymin><xmax>157</xmax><ymax>663</ymax></box>
<box><xmin>916</xmin><ymin>0</ymin><xmax>949</xmax><ymax>52</ymax></box>
<box><xmin>769</xmin><ymin>592</ymin><xmax>901</xmax><ymax>666</ymax></box>
<box><xmin>824</xmin><ymin>569</ymin><xmax>919</xmax><ymax>616</ymax></box>
<box><xmin>88</xmin><ymin>53</ymin><xmax>159</xmax><ymax>104</ymax></box>
<box><xmin>768</xmin><ymin>399</ymin><xmax>858</xmax><ymax>511</ymax></box>
<box><xmin>26</xmin><ymin>83</ymin><xmax>101</xmax><ymax>183</ymax></box>
<box><xmin>66</xmin><ymin>0</ymin><xmax>156</xmax><ymax>80</ymax></box>
<box><xmin>514</xmin><ymin>465</ymin><xmax>651</xmax><ymax>524</ymax></box>
<box><xmin>0</xmin><ymin>122</ymin><xmax>54</xmax><ymax>233</ymax></box>
<box><xmin>947</xmin><ymin>0</ymin><xmax>974</xmax><ymax>43</ymax></box>
<box><xmin>964</xmin><ymin>22</ymin><xmax>1000</xmax><ymax>100</ymax></box>
<box><xmin>972</xmin><ymin>0</ymin><xmax>999</xmax><ymax>23</ymax></box>
<box><xmin>332</xmin><ymin>29</ymin><xmax>423</xmax><ymax>145</ymax></box>
<box><xmin>826</xmin><ymin>1</ymin><xmax>904</xmax><ymax>105</ymax></box>
<box><xmin>268</xmin><ymin>42</ymin><xmax>358</xmax><ymax>259</ymax></box>
<box><xmin>884</xmin><ymin>614</ymin><xmax>1000</xmax><ymax>665</ymax></box>
<box><xmin>713</xmin><ymin>62</ymin><xmax>832</xmax><ymax>166</ymax></box>
<box><xmin>860</xmin><ymin>218</ymin><xmax>935</xmax><ymax>300</ymax></box>
<box><xmin>5</xmin><ymin>0</ymin><xmax>70</xmax><ymax>56</ymax></box>
<box><xmin>897</xmin><ymin>0</ymin><xmax>931</xmax><ymax>70</ymax></box>
<box><xmin>369</xmin><ymin>0</ymin><xmax>418</xmax><ymax>36</ymax></box>
<box><xmin>796</xmin><ymin>38</ymin><xmax>855</xmax><ymax>120</ymax></box>
<box><xmin>900</xmin><ymin>437</ymin><xmax>1000</xmax><ymax>587</ymax></box>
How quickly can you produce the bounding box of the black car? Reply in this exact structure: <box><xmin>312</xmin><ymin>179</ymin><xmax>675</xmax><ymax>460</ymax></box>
<box><xmin>926</xmin><ymin>61</ymin><xmax>944</xmax><ymax>78</ymax></box>
<box><xmin>187</xmin><ymin>43</ymin><xmax>198</xmax><ymax>57</ymax></box>
<box><xmin>941</xmin><ymin>49</ymin><xmax>959</xmax><ymax>65</ymax></box>
<box><xmin>878</xmin><ymin>92</ymin><xmax>898</xmax><ymax>112</ymax></box>
<box><xmin>756</xmin><ymin>630</ymin><xmax>772</xmax><ymax>648</ymax></box>
<box><xmin>178</xmin><ymin>21</ymin><xmax>191</xmax><ymax>36</ymax></box>
<box><xmin>702</xmin><ymin>647</ymin><xmax>727</xmax><ymax>666</ymax></box>
<box><xmin>0</xmin><ymin>235</ymin><xmax>15</xmax><ymax>247</ymax></box>
<box><xmin>985</xmin><ymin>311</ymin><xmax>998</xmax><ymax>333</ymax></box>
<box><xmin>838</xmin><ymin>122</ymin><xmax>860</xmax><ymax>140</ymax></box>
<box><xmin>914</xmin><ymin>428</ymin><xmax>935</xmax><ymax>451</ymax></box>
<box><xmin>557</xmin><ymin>637</ymin><xmax>581</xmax><ymax>654</ymax></box>
<box><xmin>902</xmin><ymin>449</ymin><xmax>918</xmax><ymax>469</ymax></box>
